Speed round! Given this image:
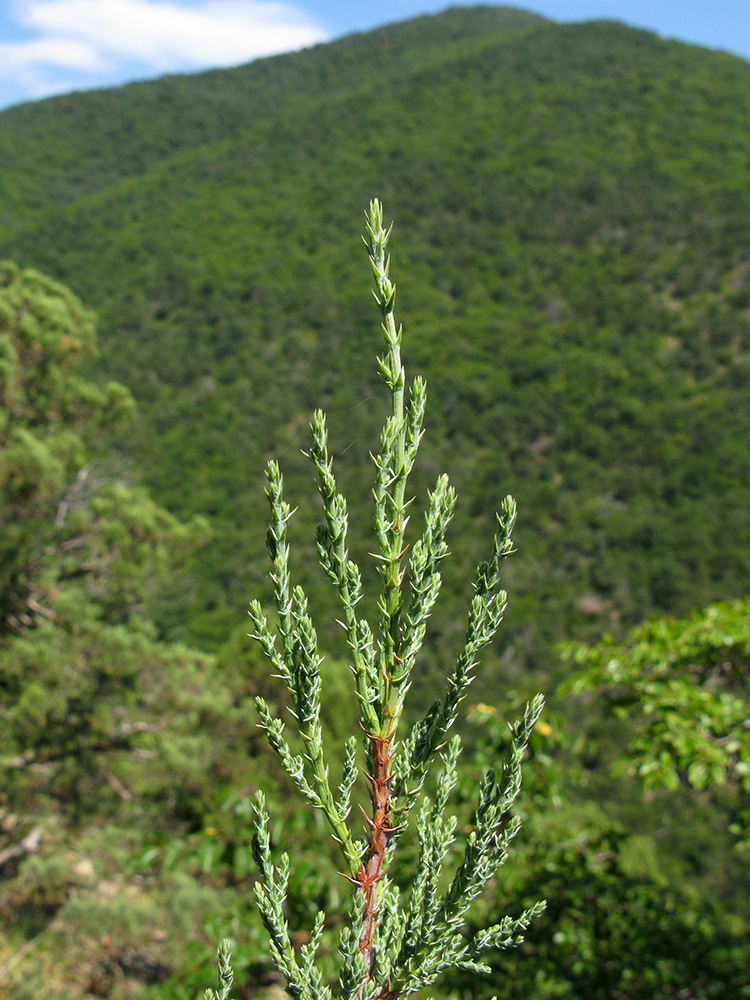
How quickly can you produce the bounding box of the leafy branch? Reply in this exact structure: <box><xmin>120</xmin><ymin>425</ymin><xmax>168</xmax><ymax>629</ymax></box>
<box><xmin>209</xmin><ymin>200</ymin><xmax>545</xmax><ymax>1000</ymax></box>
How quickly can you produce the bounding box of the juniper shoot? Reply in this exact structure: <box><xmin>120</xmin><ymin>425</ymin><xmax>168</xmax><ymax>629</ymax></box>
<box><xmin>204</xmin><ymin>201</ymin><xmax>546</xmax><ymax>1000</ymax></box>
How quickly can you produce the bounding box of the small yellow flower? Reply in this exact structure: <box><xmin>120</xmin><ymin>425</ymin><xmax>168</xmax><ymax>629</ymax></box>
<box><xmin>472</xmin><ymin>703</ymin><xmax>497</xmax><ymax>716</ymax></box>
<box><xmin>535</xmin><ymin>721</ymin><xmax>552</xmax><ymax>736</ymax></box>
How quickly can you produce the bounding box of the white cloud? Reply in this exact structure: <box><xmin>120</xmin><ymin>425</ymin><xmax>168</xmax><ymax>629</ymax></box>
<box><xmin>0</xmin><ymin>35</ymin><xmax>104</xmax><ymax>73</ymax></box>
<box><xmin>1</xmin><ymin>0</ymin><xmax>329</xmax><ymax>106</ymax></box>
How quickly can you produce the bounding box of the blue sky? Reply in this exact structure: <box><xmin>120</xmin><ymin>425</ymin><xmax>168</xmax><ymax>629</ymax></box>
<box><xmin>0</xmin><ymin>1</ymin><xmax>748</xmax><ymax>111</ymax></box>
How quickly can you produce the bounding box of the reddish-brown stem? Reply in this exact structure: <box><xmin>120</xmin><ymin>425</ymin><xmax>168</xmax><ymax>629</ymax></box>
<box><xmin>356</xmin><ymin>732</ymin><xmax>394</xmax><ymax>976</ymax></box>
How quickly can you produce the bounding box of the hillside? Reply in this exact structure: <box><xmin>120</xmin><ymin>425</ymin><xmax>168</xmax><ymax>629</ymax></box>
<box><xmin>1</xmin><ymin>5</ymin><xmax>749</xmax><ymax>690</ymax></box>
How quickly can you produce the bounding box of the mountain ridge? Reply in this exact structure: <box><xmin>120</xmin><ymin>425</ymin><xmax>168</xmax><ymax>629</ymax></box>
<box><xmin>0</xmin><ymin>6</ymin><xmax>548</xmax><ymax>210</ymax></box>
<box><xmin>1</xmin><ymin>6</ymin><xmax>749</xmax><ymax>675</ymax></box>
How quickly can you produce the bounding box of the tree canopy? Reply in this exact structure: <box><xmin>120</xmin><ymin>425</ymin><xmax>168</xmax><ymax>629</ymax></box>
<box><xmin>561</xmin><ymin>597</ymin><xmax>750</xmax><ymax>848</ymax></box>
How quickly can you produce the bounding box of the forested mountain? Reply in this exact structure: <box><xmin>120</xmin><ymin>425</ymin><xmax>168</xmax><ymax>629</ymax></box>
<box><xmin>1</xmin><ymin>5</ymin><xmax>749</xmax><ymax>678</ymax></box>
<box><xmin>1</xmin><ymin>8</ymin><xmax>750</xmax><ymax>997</ymax></box>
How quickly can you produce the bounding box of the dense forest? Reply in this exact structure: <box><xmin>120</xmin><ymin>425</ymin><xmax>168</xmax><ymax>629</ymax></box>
<box><xmin>0</xmin><ymin>6</ymin><xmax>749</xmax><ymax>998</ymax></box>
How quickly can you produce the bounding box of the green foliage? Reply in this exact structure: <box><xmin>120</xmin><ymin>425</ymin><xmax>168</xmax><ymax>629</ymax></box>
<box><xmin>1</xmin><ymin>10</ymin><xmax>749</xmax><ymax>677</ymax></box>
<box><xmin>457</xmin><ymin>803</ymin><xmax>750</xmax><ymax>1000</ymax></box>
<box><xmin>561</xmin><ymin>597</ymin><xmax>750</xmax><ymax>847</ymax></box>
<box><xmin>204</xmin><ymin>940</ymin><xmax>233</xmax><ymax>1000</ymax></box>
<box><xmin>1</xmin><ymin>9</ymin><xmax>750</xmax><ymax>996</ymax></box>
<box><xmin>0</xmin><ymin>263</ymin><xmax>212</xmax><ymax>807</ymax></box>
<box><xmin>443</xmin><ymin>703</ymin><xmax>750</xmax><ymax>1000</ymax></box>
<box><xmin>0</xmin><ymin>261</ymin><xmax>133</xmax><ymax>631</ymax></box>
<box><xmin>232</xmin><ymin>202</ymin><xmax>545</xmax><ymax>1000</ymax></box>
<box><xmin>0</xmin><ymin>264</ymin><xmax>264</xmax><ymax>997</ymax></box>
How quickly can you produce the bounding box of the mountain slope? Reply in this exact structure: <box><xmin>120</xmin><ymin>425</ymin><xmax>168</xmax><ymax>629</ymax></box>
<box><xmin>0</xmin><ymin>7</ymin><xmax>546</xmax><ymax>212</ymax></box>
<box><xmin>1</xmin><ymin>8</ymin><xmax>749</xmax><ymax>684</ymax></box>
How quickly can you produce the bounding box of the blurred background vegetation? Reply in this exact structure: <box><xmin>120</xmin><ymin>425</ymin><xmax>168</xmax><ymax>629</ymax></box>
<box><xmin>0</xmin><ymin>6</ymin><xmax>748</xmax><ymax>998</ymax></box>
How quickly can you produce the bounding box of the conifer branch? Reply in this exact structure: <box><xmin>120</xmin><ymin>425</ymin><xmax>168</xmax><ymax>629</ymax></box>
<box><xmin>219</xmin><ymin>200</ymin><xmax>545</xmax><ymax>1000</ymax></box>
<box><xmin>309</xmin><ymin>409</ymin><xmax>381</xmax><ymax>734</ymax></box>
<box><xmin>204</xmin><ymin>939</ymin><xmax>234</xmax><ymax>1000</ymax></box>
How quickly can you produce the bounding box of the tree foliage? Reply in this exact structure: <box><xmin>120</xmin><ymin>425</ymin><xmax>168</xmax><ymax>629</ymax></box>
<box><xmin>0</xmin><ymin>262</ymin><xmax>213</xmax><ymax>802</ymax></box>
<box><xmin>0</xmin><ymin>265</ymin><xmax>255</xmax><ymax>998</ymax></box>
<box><xmin>440</xmin><ymin>702</ymin><xmax>750</xmax><ymax>1000</ymax></box>
<box><xmin>0</xmin><ymin>261</ymin><xmax>134</xmax><ymax>632</ymax></box>
<box><xmin>1</xmin><ymin>8</ymin><xmax>749</xmax><ymax>997</ymax></box>
<box><xmin>1</xmin><ymin>11</ymin><xmax>748</xmax><ymax>674</ymax></box>
<box><xmin>561</xmin><ymin>597</ymin><xmax>750</xmax><ymax>848</ymax></box>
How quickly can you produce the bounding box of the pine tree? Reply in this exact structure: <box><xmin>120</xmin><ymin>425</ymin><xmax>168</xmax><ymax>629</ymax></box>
<box><xmin>0</xmin><ymin>260</ymin><xmax>208</xmax><ymax>805</ymax></box>
<box><xmin>205</xmin><ymin>202</ymin><xmax>546</xmax><ymax>1000</ymax></box>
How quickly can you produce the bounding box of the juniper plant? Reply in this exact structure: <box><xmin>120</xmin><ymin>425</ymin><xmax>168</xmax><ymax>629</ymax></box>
<box><xmin>204</xmin><ymin>201</ymin><xmax>545</xmax><ymax>1000</ymax></box>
